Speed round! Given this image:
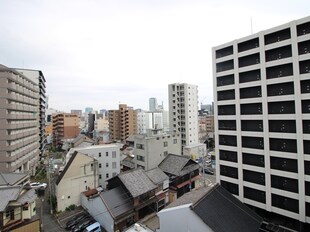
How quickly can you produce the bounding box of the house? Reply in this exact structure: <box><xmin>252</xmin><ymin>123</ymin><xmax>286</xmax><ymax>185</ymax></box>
<box><xmin>81</xmin><ymin>168</ymin><xmax>169</xmax><ymax>232</ymax></box>
<box><xmin>0</xmin><ymin>185</ymin><xmax>38</xmax><ymax>232</ymax></box>
<box><xmin>55</xmin><ymin>151</ymin><xmax>99</xmax><ymax>212</ymax></box>
<box><xmin>66</xmin><ymin>144</ymin><xmax>121</xmax><ymax>189</ymax></box>
<box><xmin>81</xmin><ymin>187</ymin><xmax>135</xmax><ymax>232</ymax></box>
<box><xmin>157</xmin><ymin>184</ymin><xmax>263</xmax><ymax>232</ymax></box>
<box><xmin>158</xmin><ymin>154</ymin><xmax>200</xmax><ymax>202</ymax></box>
<box><xmin>0</xmin><ymin>173</ymin><xmax>29</xmax><ymax>187</ymax></box>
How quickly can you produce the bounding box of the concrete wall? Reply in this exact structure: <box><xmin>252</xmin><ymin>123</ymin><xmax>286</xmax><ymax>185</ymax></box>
<box><xmin>157</xmin><ymin>204</ymin><xmax>212</xmax><ymax>232</ymax></box>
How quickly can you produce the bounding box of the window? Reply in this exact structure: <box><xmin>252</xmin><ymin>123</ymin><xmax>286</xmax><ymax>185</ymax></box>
<box><xmin>106</xmin><ymin>163</ymin><xmax>109</xmax><ymax>168</ymax></box>
<box><xmin>91</xmin><ymin>163</ymin><xmax>94</xmax><ymax>171</ymax></box>
<box><xmin>164</xmin><ymin>141</ymin><xmax>168</xmax><ymax>147</ymax></box>
<box><xmin>164</xmin><ymin>151</ymin><xmax>168</xmax><ymax>156</ymax></box>
<box><xmin>112</xmin><ymin>151</ymin><xmax>116</xmax><ymax>158</ymax></box>
<box><xmin>106</xmin><ymin>173</ymin><xmax>109</xmax><ymax>178</ymax></box>
<box><xmin>23</xmin><ymin>205</ymin><xmax>29</xmax><ymax>211</ymax></box>
<box><xmin>99</xmin><ymin>174</ymin><xmax>102</xmax><ymax>179</ymax></box>
<box><xmin>99</xmin><ymin>152</ymin><xmax>101</xmax><ymax>157</ymax></box>
<box><xmin>99</xmin><ymin>163</ymin><xmax>102</xmax><ymax>168</ymax></box>
<box><xmin>106</xmin><ymin>152</ymin><xmax>108</xmax><ymax>157</ymax></box>
<box><xmin>136</xmin><ymin>143</ymin><xmax>144</xmax><ymax>150</ymax></box>
<box><xmin>112</xmin><ymin>162</ymin><xmax>116</xmax><ymax>169</ymax></box>
<box><xmin>173</xmin><ymin>139</ymin><xmax>177</xmax><ymax>144</ymax></box>
<box><xmin>137</xmin><ymin>155</ymin><xmax>145</xmax><ymax>162</ymax></box>
<box><xmin>68</xmin><ymin>196</ymin><xmax>70</xmax><ymax>199</ymax></box>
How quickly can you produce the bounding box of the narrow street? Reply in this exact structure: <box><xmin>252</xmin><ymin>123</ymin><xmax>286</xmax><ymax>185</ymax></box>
<box><xmin>36</xmin><ymin>181</ymin><xmax>65</xmax><ymax>232</ymax></box>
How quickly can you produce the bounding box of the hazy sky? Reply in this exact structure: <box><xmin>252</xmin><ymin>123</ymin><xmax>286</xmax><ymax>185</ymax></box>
<box><xmin>0</xmin><ymin>0</ymin><xmax>309</xmax><ymax>112</ymax></box>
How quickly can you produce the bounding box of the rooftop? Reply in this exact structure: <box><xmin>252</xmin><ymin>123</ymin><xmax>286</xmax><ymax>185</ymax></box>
<box><xmin>0</xmin><ymin>172</ymin><xmax>28</xmax><ymax>186</ymax></box>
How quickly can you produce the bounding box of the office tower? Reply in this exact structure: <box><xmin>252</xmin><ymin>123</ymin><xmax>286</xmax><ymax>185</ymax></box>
<box><xmin>108</xmin><ymin>104</ymin><xmax>137</xmax><ymax>141</ymax></box>
<box><xmin>168</xmin><ymin>83</ymin><xmax>199</xmax><ymax>150</ymax></box>
<box><xmin>52</xmin><ymin>113</ymin><xmax>80</xmax><ymax>147</ymax></box>
<box><xmin>149</xmin><ymin>97</ymin><xmax>158</xmax><ymax>111</ymax></box>
<box><xmin>0</xmin><ymin>65</ymin><xmax>41</xmax><ymax>174</ymax></box>
<box><xmin>85</xmin><ymin>107</ymin><xmax>93</xmax><ymax>114</ymax></box>
<box><xmin>213</xmin><ymin>16</ymin><xmax>310</xmax><ymax>230</ymax></box>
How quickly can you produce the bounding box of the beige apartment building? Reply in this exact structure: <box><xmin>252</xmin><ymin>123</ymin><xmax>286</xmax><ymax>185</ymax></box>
<box><xmin>52</xmin><ymin>113</ymin><xmax>80</xmax><ymax>147</ymax></box>
<box><xmin>108</xmin><ymin>104</ymin><xmax>137</xmax><ymax>141</ymax></box>
<box><xmin>0</xmin><ymin>65</ymin><xmax>40</xmax><ymax>174</ymax></box>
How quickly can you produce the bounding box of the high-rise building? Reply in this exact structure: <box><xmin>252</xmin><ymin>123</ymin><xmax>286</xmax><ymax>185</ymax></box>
<box><xmin>52</xmin><ymin>113</ymin><xmax>80</xmax><ymax>147</ymax></box>
<box><xmin>0</xmin><ymin>65</ymin><xmax>42</xmax><ymax>174</ymax></box>
<box><xmin>213</xmin><ymin>16</ymin><xmax>310</xmax><ymax>230</ymax></box>
<box><xmin>85</xmin><ymin>107</ymin><xmax>93</xmax><ymax>114</ymax></box>
<box><xmin>108</xmin><ymin>104</ymin><xmax>137</xmax><ymax>141</ymax></box>
<box><xmin>168</xmin><ymin>83</ymin><xmax>199</xmax><ymax>151</ymax></box>
<box><xmin>16</xmin><ymin>69</ymin><xmax>47</xmax><ymax>156</ymax></box>
<box><xmin>149</xmin><ymin>97</ymin><xmax>158</xmax><ymax>111</ymax></box>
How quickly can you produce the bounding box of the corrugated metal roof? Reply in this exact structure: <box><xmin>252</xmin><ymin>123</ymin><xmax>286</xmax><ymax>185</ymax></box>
<box><xmin>0</xmin><ymin>186</ymin><xmax>21</xmax><ymax>211</ymax></box>
<box><xmin>101</xmin><ymin>186</ymin><xmax>134</xmax><ymax>218</ymax></box>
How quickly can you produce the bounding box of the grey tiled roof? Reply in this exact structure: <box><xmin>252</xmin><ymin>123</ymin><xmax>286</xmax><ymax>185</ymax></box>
<box><xmin>145</xmin><ymin>168</ymin><xmax>169</xmax><ymax>185</ymax></box>
<box><xmin>119</xmin><ymin>169</ymin><xmax>157</xmax><ymax>198</ymax></box>
<box><xmin>158</xmin><ymin>154</ymin><xmax>199</xmax><ymax>176</ymax></box>
<box><xmin>0</xmin><ymin>173</ymin><xmax>28</xmax><ymax>186</ymax></box>
<box><xmin>18</xmin><ymin>189</ymin><xmax>37</xmax><ymax>205</ymax></box>
<box><xmin>192</xmin><ymin>184</ymin><xmax>262</xmax><ymax>232</ymax></box>
<box><xmin>101</xmin><ymin>186</ymin><xmax>134</xmax><ymax>218</ymax></box>
<box><xmin>0</xmin><ymin>186</ymin><xmax>21</xmax><ymax>211</ymax></box>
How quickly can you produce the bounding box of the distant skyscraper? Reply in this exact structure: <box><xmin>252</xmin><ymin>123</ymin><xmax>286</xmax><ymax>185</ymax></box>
<box><xmin>149</xmin><ymin>97</ymin><xmax>158</xmax><ymax>111</ymax></box>
<box><xmin>0</xmin><ymin>65</ymin><xmax>45</xmax><ymax>174</ymax></box>
<box><xmin>85</xmin><ymin>107</ymin><xmax>93</xmax><ymax>114</ymax></box>
<box><xmin>213</xmin><ymin>16</ymin><xmax>310</xmax><ymax>230</ymax></box>
<box><xmin>168</xmin><ymin>83</ymin><xmax>199</xmax><ymax>152</ymax></box>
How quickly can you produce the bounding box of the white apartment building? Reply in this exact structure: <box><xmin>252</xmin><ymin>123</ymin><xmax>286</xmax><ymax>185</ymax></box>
<box><xmin>213</xmin><ymin>16</ymin><xmax>310</xmax><ymax>230</ymax></box>
<box><xmin>133</xmin><ymin>129</ymin><xmax>181</xmax><ymax>170</ymax></box>
<box><xmin>168</xmin><ymin>83</ymin><xmax>199</xmax><ymax>152</ymax></box>
<box><xmin>66</xmin><ymin>144</ymin><xmax>121</xmax><ymax>189</ymax></box>
<box><xmin>136</xmin><ymin>110</ymin><xmax>168</xmax><ymax>134</ymax></box>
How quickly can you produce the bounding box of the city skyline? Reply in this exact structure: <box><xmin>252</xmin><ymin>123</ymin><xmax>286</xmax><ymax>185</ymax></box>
<box><xmin>0</xmin><ymin>0</ymin><xmax>309</xmax><ymax>112</ymax></box>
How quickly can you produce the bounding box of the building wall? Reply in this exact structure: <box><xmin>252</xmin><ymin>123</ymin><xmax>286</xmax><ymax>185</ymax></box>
<box><xmin>168</xmin><ymin>83</ymin><xmax>199</xmax><ymax>153</ymax></box>
<box><xmin>66</xmin><ymin>144</ymin><xmax>121</xmax><ymax>189</ymax></box>
<box><xmin>213</xmin><ymin>16</ymin><xmax>310</xmax><ymax>224</ymax></box>
<box><xmin>56</xmin><ymin>153</ymin><xmax>98</xmax><ymax>212</ymax></box>
<box><xmin>108</xmin><ymin>104</ymin><xmax>137</xmax><ymax>141</ymax></box>
<box><xmin>80</xmin><ymin>194</ymin><xmax>114</xmax><ymax>232</ymax></box>
<box><xmin>22</xmin><ymin>201</ymin><xmax>36</xmax><ymax>219</ymax></box>
<box><xmin>0</xmin><ymin>65</ymin><xmax>40</xmax><ymax>173</ymax></box>
<box><xmin>157</xmin><ymin>204</ymin><xmax>212</xmax><ymax>232</ymax></box>
<box><xmin>133</xmin><ymin>132</ymin><xmax>181</xmax><ymax>170</ymax></box>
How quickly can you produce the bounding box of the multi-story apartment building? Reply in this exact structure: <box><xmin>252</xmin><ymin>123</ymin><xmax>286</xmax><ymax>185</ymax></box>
<box><xmin>16</xmin><ymin>69</ymin><xmax>47</xmax><ymax>156</ymax></box>
<box><xmin>108</xmin><ymin>104</ymin><xmax>137</xmax><ymax>141</ymax></box>
<box><xmin>66</xmin><ymin>144</ymin><xmax>121</xmax><ymax>189</ymax></box>
<box><xmin>0</xmin><ymin>65</ymin><xmax>42</xmax><ymax>174</ymax></box>
<box><xmin>213</xmin><ymin>16</ymin><xmax>310</xmax><ymax>230</ymax></box>
<box><xmin>132</xmin><ymin>128</ymin><xmax>181</xmax><ymax>170</ymax></box>
<box><xmin>168</xmin><ymin>83</ymin><xmax>199</xmax><ymax>152</ymax></box>
<box><xmin>52</xmin><ymin>113</ymin><xmax>80</xmax><ymax>147</ymax></box>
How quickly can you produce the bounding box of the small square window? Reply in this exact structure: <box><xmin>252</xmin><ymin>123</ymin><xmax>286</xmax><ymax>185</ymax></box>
<box><xmin>112</xmin><ymin>151</ymin><xmax>116</xmax><ymax>158</ymax></box>
<box><xmin>106</xmin><ymin>173</ymin><xmax>109</xmax><ymax>178</ymax></box>
<box><xmin>99</xmin><ymin>163</ymin><xmax>102</xmax><ymax>168</ymax></box>
<box><xmin>106</xmin><ymin>152</ymin><xmax>109</xmax><ymax>157</ymax></box>
<box><xmin>99</xmin><ymin>174</ymin><xmax>102</xmax><ymax>179</ymax></box>
<box><xmin>106</xmin><ymin>163</ymin><xmax>109</xmax><ymax>167</ymax></box>
<box><xmin>68</xmin><ymin>196</ymin><xmax>70</xmax><ymax>199</ymax></box>
<box><xmin>99</xmin><ymin>152</ymin><xmax>101</xmax><ymax>157</ymax></box>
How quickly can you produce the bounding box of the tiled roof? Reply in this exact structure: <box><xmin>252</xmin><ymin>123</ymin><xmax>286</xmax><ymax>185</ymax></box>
<box><xmin>0</xmin><ymin>173</ymin><xmax>28</xmax><ymax>186</ymax></box>
<box><xmin>17</xmin><ymin>189</ymin><xmax>37</xmax><ymax>205</ymax></box>
<box><xmin>145</xmin><ymin>168</ymin><xmax>169</xmax><ymax>185</ymax></box>
<box><xmin>118</xmin><ymin>169</ymin><xmax>157</xmax><ymax>198</ymax></box>
<box><xmin>101</xmin><ymin>186</ymin><xmax>134</xmax><ymax>218</ymax></box>
<box><xmin>158</xmin><ymin>154</ymin><xmax>199</xmax><ymax>176</ymax></box>
<box><xmin>191</xmin><ymin>184</ymin><xmax>262</xmax><ymax>232</ymax></box>
<box><xmin>0</xmin><ymin>186</ymin><xmax>21</xmax><ymax>211</ymax></box>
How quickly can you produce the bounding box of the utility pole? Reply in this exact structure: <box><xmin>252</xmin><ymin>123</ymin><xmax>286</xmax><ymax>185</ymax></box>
<box><xmin>48</xmin><ymin>150</ymin><xmax>53</xmax><ymax>214</ymax></box>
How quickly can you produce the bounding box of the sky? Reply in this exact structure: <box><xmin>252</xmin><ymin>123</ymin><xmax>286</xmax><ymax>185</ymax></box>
<box><xmin>0</xmin><ymin>0</ymin><xmax>309</xmax><ymax>112</ymax></box>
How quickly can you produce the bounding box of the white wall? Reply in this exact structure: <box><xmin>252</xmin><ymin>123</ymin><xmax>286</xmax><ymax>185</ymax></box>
<box><xmin>66</xmin><ymin>144</ymin><xmax>121</xmax><ymax>188</ymax></box>
<box><xmin>157</xmin><ymin>204</ymin><xmax>212</xmax><ymax>232</ymax></box>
